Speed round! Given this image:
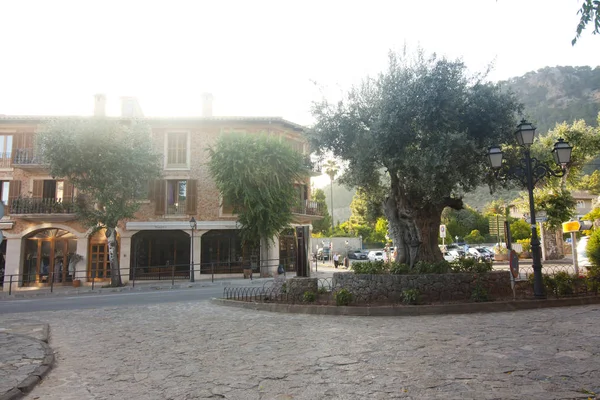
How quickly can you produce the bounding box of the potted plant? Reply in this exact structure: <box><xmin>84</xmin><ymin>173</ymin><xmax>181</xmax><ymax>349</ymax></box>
<box><xmin>68</xmin><ymin>253</ymin><xmax>84</xmax><ymax>287</ymax></box>
<box><xmin>493</xmin><ymin>245</ymin><xmax>509</xmax><ymax>261</ymax></box>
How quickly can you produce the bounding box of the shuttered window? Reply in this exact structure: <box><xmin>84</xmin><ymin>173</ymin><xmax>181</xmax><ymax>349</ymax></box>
<box><xmin>166</xmin><ymin>132</ymin><xmax>188</xmax><ymax>168</ymax></box>
<box><xmin>8</xmin><ymin>180</ymin><xmax>21</xmax><ymax>210</ymax></box>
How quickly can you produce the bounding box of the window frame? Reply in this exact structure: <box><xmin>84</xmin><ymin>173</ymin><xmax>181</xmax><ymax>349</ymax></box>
<box><xmin>164</xmin><ymin>130</ymin><xmax>191</xmax><ymax>170</ymax></box>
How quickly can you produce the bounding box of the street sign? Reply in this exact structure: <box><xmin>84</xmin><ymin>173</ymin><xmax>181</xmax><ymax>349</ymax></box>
<box><xmin>509</xmin><ymin>250</ymin><xmax>519</xmax><ymax>279</ymax></box>
<box><xmin>562</xmin><ymin>221</ymin><xmax>580</xmax><ymax>233</ymax></box>
<box><xmin>439</xmin><ymin>224</ymin><xmax>446</xmax><ymax>238</ymax></box>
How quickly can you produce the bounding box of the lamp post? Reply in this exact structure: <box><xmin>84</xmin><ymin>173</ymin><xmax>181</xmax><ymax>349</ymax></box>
<box><xmin>488</xmin><ymin>119</ymin><xmax>572</xmax><ymax>299</ymax></box>
<box><xmin>189</xmin><ymin>217</ymin><xmax>197</xmax><ymax>282</ymax></box>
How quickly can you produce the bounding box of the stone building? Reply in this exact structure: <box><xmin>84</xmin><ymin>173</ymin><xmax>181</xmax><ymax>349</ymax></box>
<box><xmin>0</xmin><ymin>95</ymin><xmax>322</xmax><ymax>289</ymax></box>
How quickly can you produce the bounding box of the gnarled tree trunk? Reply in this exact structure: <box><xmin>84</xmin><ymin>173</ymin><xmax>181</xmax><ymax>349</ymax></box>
<box><xmin>106</xmin><ymin>227</ymin><xmax>122</xmax><ymax>287</ymax></box>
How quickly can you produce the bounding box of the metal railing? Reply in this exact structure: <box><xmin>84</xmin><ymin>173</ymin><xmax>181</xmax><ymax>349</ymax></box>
<box><xmin>10</xmin><ymin>197</ymin><xmax>75</xmax><ymax>214</ymax></box>
<box><xmin>166</xmin><ymin>201</ymin><xmax>187</xmax><ymax>215</ymax></box>
<box><xmin>1</xmin><ymin>257</ymin><xmax>297</xmax><ymax>294</ymax></box>
<box><xmin>292</xmin><ymin>200</ymin><xmax>324</xmax><ymax>216</ymax></box>
<box><xmin>0</xmin><ymin>152</ymin><xmax>11</xmax><ymax>168</ymax></box>
<box><xmin>12</xmin><ymin>148</ymin><xmax>46</xmax><ymax>165</ymax></box>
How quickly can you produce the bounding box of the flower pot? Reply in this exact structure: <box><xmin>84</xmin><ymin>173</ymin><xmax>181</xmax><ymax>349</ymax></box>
<box><xmin>494</xmin><ymin>253</ymin><xmax>508</xmax><ymax>261</ymax></box>
<box><xmin>73</xmin><ymin>279</ymin><xmax>81</xmax><ymax>288</ymax></box>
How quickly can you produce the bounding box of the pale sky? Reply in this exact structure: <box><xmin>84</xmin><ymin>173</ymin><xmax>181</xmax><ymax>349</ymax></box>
<box><xmin>0</xmin><ymin>0</ymin><xmax>598</xmax><ymax>188</ymax></box>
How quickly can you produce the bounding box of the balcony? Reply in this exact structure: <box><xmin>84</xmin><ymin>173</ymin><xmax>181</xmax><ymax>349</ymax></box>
<box><xmin>292</xmin><ymin>200</ymin><xmax>324</xmax><ymax>223</ymax></box>
<box><xmin>12</xmin><ymin>148</ymin><xmax>48</xmax><ymax>172</ymax></box>
<box><xmin>10</xmin><ymin>197</ymin><xmax>77</xmax><ymax>221</ymax></box>
<box><xmin>302</xmin><ymin>156</ymin><xmax>322</xmax><ymax>177</ymax></box>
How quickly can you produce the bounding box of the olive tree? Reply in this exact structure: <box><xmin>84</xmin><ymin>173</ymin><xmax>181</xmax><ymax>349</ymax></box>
<box><xmin>37</xmin><ymin>119</ymin><xmax>162</xmax><ymax>287</ymax></box>
<box><xmin>310</xmin><ymin>51</ymin><xmax>521</xmax><ymax>266</ymax></box>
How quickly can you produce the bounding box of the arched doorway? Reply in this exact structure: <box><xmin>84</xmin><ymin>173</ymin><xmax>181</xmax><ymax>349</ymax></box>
<box><xmin>23</xmin><ymin>228</ymin><xmax>78</xmax><ymax>286</ymax></box>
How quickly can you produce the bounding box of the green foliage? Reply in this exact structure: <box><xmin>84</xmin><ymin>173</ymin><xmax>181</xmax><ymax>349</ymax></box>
<box><xmin>413</xmin><ymin>260</ymin><xmax>454</xmax><ymax>274</ymax></box>
<box><xmin>280</xmin><ymin>282</ymin><xmax>287</xmax><ymax>294</ymax></box>
<box><xmin>510</xmin><ymin>219</ymin><xmax>531</xmax><ymax>241</ymax></box>
<box><xmin>464</xmin><ymin>229</ymin><xmax>484</xmax><ymax>244</ymax></box>
<box><xmin>575</xmin><ymin>170</ymin><xmax>600</xmax><ymax>195</ymax></box>
<box><xmin>334</xmin><ymin>288</ymin><xmax>353</xmax><ymax>306</ymax></box>
<box><xmin>310</xmin><ymin>50</ymin><xmax>521</xmax><ymax>265</ymax></box>
<box><xmin>513</xmin><ymin>187</ymin><xmax>576</xmax><ymax>230</ymax></box>
<box><xmin>37</xmin><ymin>119</ymin><xmax>162</xmax><ymax>229</ymax></box>
<box><xmin>573</xmin><ymin>0</ymin><xmax>600</xmax><ymax>45</ymax></box>
<box><xmin>442</xmin><ymin>207</ymin><xmax>489</xmax><ymax>241</ymax></box>
<box><xmin>207</xmin><ymin>135</ymin><xmax>304</xmax><ymax>246</ymax></box>
<box><xmin>553</xmin><ymin>272</ymin><xmax>575</xmax><ymax>296</ymax></box>
<box><xmin>452</xmin><ymin>258</ymin><xmax>493</xmax><ymax>274</ymax></box>
<box><xmin>389</xmin><ymin>262</ymin><xmax>411</xmax><ymax>275</ymax></box>
<box><xmin>311</xmin><ymin>188</ymin><xmax>332</xmax><ymax>234</ymax></box>
<box><xmin>303</xmin><ymin>291</ymin><xmax>316</xmax><ymax>303</ymax></box>
<box><xmin>587</xmin><ymin>228</ymin><xmax>600</xmax><ymax>267</ymax></box>
<box><xmin>351</xmin><ymin>261</ymin><xmax>388</xmax><ymax>275</ymax></box>
<box><xmin>318</xmin><ymin>286</ymin><xmax>328</xmax><ymax>295</ymax></box>
<box><xmin>402</xmin><ymin>289</ymin><xmax>420</xmax><ymax>305</ymax></box>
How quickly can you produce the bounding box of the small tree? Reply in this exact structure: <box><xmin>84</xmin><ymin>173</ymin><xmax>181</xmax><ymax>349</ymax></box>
<box><xmin>510</xmin><ymin>219</ymin><xmax>532</xmax><ymax>241</ymax></box>
<box><xmin>37</xmin><ymin>119</ymin><xmax>162</xmax><ymax>287</ymax></box>
<box><xmin>207</xmin><ymin>135</ymin><xmax>305</xmax><ymax>256</ymax></box>
<box><xmin>464</xmin><ymin>229</ymin><xmax>485</xmax><ymax>244</ymax></box>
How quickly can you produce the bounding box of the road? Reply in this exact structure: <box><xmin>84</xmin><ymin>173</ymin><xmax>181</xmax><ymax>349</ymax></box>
<box><xmin>0</xmin><ymin>286</ymin><xmax>224</xmax><ymax>314</ymax></box>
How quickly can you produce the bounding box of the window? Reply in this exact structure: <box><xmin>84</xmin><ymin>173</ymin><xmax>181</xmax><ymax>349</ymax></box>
<box><xmin>0</xmin><ymin>181</ymin><xmax>9</xmax><ymax>205</ymax></box>
<box><xmin>33</xmin><ymin>180</ymin><xmax>73</xmax><ymax>202</ymax></box>
<box><xmin>166</xmin><ymin>180</ymin><xmax>187</xmax><ymax>214</ymax></box>
<box><xmin>221</xmin><ymin>195</ymin><xmax>236</xmax><ymax>215</ymax></box>
<box><xmin>0</xmin><ymin>135</ymin><xmax>12</xmax><ymax>167</ymax></box>
<box><xmin>166</xmin><ymin>132</ymin><xmax>189</xmax><ymax>168</ymax></box>
<box><xmin>576</xmin><ymin>200</ymin><xmax>586</xmax><ymax>209</ymax></box>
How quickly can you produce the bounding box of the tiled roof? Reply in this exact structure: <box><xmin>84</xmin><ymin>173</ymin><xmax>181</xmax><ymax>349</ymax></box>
<box><xmin>0</xmin><ymin>115</ymin><xmax>306</xmax><ymax>131</ymax></box>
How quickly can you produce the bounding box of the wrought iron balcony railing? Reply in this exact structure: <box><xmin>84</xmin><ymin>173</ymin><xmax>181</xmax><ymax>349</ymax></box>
<box><xmin>10</xmin><ymin>197</ymin><xmax>75</xmax><ymax>215</ymax></box>
<box><xmin>302</xmin><ymin>156</ymin><xmax>322</xmax><ymax>174</ymax></box>
<box><xmin>292</xmin><ymin>200</ymin><xmax>324</xmax><ymax>216</ymax></box>
<box><xmin>12</xmin><ymin>148</ymin><xmax>46</xmax><ymax>165</ymax></box>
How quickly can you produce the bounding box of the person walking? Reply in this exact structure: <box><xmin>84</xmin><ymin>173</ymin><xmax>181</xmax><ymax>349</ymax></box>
<box><xmin>333</xmin><ymin>253</ymin><xmax>339</xmax><ymax>268</ymax></box>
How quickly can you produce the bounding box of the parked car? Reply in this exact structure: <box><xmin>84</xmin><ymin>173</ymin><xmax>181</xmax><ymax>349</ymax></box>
<box><xmin>448</xmin><ymin>249</ymin><xmax>467</xmax><ymax>260</ymax></box>
<box><xmin>367</xmin><ymin>250</ymin><xmax>387</xmax><ymax>262</ymax></box>
<box><xmin>443</xmin><ymin>251</ymin><xmax>456</xmax><ymax>262</ymax></box>
<box><xmin>468</xmin><ymin>247</ymin><xmax>493</xmax><ymax>261</ymax></box>
<box><xmin>348</xmin><ymin>250</ymin><xmax>367</xmax><ymax>260</ymax></box>
<box><xmin>577</xmin><ymin>236</ymin><xmax>591</xmax><ymax>269</ymax></box>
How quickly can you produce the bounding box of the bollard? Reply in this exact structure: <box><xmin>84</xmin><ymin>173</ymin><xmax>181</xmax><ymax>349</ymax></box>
<box><xmin>211</xmin><ymin>263</ymin><xmax>214</xmax><ymax>283</ymax></box>
<box><xmin>50</xmin><ymin>271</ymin><xmax>54</xmax><ymax>293</ymax></box>
<box><xmin>170</xmin><ymin>261</ymin><xmax>174</xmax><ymax>286</ymax></box>
<box><xmin>9</xmin><ymin>274</ymin><xmax>12</xmax><ymax>295</ymax></box>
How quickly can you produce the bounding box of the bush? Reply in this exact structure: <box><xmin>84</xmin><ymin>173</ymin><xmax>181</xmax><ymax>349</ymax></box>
<box><xmin>402</xmin><ymin>289</ymin><xmax>420</xmax><ymax>305</ymax></box>
<box><xmin>303</xmin><ymin>291</ymin><xmax>316</xmax><ymax>303</ymax></box>
<box><xmin>389</xmin><ymin>262</ymin><xmax>410</xmax><ymax>275</ymax></box>
<box><xmin>553</xmin><ymin>271</ymin><xmax>574</xmax><ymax>296</ymax></box>
<box><xmin>351</xmin><ymin>261</ymin><xmax>388</xmax><ymax>274</ymax></box>
<box><xmin>587</xmin><ymin>229</ymin><xmax>600</xmax><ymax>267</ymax></box>
<box><xmin>452</xmin><ymin>258</ymin><xmax>493</xmax><ymax>274</ymax></box>
<box><xmin>471</xmin><ymin>277</ymin><xmax>490</xmax><ymax>302</ymax></box>
<box><xmin>334</xmin><ymin>289</ymin><xmax>353</xmax><ymax>306</ymax></box>
<box><xmin>516</xmin><ymin>239</ymin><xmax>531</xmax><ymax>253</ymax></box>
<box><xmin>318</xmin><ymin>286</ymin><xmax>328</xmax><ymax>295</ymax></box>
<box><xmin>413</xmin><ymin>260</ymin><xmax>453</xmax><ymax>274</ymax></box>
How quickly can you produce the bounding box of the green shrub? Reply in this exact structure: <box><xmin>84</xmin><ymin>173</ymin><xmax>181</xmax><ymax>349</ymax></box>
<box><xmin>389</xmin><ymin>262</ymin><xmax>410</xmax><ymax>275</ymax></box>
<box><xmin>587</xmin><ymin>229</ymin><xmax>600</xmax><ymax>267</ymax></box>
<box><xmin>303</xmin><ymin>291</ymin><xmax>316</xmax><ymax>303</ymax></box>
<box><xmin>471</xmin><ymin>280</ymin><xmax>490</xmax><ymax>302</ymax></box>
<box><xmin>413</xmin><ymin>260</ymin><xmax>452</xmax><ymax>274</ymax></box>
<box><xmin>318</xmin><ymin>286</ymin><xmax>328</xmax><ymax>295</ymax></box>
<box><xmin>280</xmin><ymin>282</ymin><xmax>287</xmax><ymax>294</ymax></box>
<box><xmin>553</xmin><ymin>271</ymin><xmax>574</xmax><ymax>296</ymax></box>
<box><xmin>334</xmin><ymin>289</ymin><xmax>353</xmax><ymax>306</ymax></box>
<box><xmin>516</xmin><ymin>239</ymin><xmax>531</xmax><ymax>253</ymax></box>
<box><xmin>452</xmin><ymin>258</ymin><xmax>493</xmax><ymax>274</ymax></box>
<box><xmin>351</xmin><ymin>261</ymin><xmax>388</xmax><ymax>274</ymax></box>
<box><xmin>402</xmin><ymin>289</ymin><xmax>420</xmax><ymax>305</ymax></box>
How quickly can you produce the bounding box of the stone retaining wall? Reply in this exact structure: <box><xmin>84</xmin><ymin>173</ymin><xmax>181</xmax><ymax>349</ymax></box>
<box><xmin>287</xmin><ymin>277</ymin><xmax>318</xmax><ymax>300</ymax></box>
<box><xmin>333</xmin><ymin>271</ymin><xmax>512</xmax><ymax>303</ymax></box>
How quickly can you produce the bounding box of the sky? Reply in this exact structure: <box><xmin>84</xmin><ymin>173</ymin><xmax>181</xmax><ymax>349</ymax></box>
<box><xmin>0</xmin><ymin>0</ymin><xmax>598</xmax><ymax>188</ymax></box>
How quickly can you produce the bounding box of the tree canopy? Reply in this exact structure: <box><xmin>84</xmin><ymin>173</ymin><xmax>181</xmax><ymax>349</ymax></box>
<box><xmin>37</xmin><ymin>119</ymin><xmax>162</xmax><ymax>286</ymax></box>
<box><xmin>207</xmin><ymin>135</ymin><xmax>305</xmax><ymax>247</ymax></box>
<box><xmin>573</xmin><ymin>0</ymin><xmax>600</xmax><ymax>45</ymax></box>
<box><xmin>310</xmin><ymin>50</ymin><xmax>521</xmax><ymax>266</ymax></box>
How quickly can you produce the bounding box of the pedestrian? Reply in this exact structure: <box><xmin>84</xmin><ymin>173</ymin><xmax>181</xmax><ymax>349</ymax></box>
<box><xmin>333</xmin><ymin>253</ymin><xmax>339</xmax><ymax>268</ymax></box>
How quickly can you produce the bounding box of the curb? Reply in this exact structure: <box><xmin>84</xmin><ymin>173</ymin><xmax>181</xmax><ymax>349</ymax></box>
<box><xmin>211</xmin><ymin>295</ymin><xmax>600</xmax><ymax>316</ymax></box>
<box><xmin>0</xmin><ymin>327</ymin><xmax>55</xmax><ymax>400</ymax></box>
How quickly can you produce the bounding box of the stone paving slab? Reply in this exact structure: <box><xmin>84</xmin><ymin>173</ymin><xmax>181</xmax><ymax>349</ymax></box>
<box><xmin>2</xmin><ymin>301</ymin><xmax>598</xmax><ymax>399</ymax></box>
<box><xmin>0</xmin><ymin>321</ymin><xmax>54</xmax><ymax>400</ymax></box>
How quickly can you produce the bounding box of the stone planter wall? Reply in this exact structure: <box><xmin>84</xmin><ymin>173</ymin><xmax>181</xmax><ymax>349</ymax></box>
<box><xmin>287</xmin><ymin>277</ymin><xmax>318</xmax><ymax>300</ymax></box>
<box><xmin>333</xmin><ymin>271</ymin><xmax>512</xmax><ymax>303</ymax></box>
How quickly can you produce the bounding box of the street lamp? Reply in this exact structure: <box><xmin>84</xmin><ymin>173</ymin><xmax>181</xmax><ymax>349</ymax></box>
<box><xmin>189</xmin><ymin>217</ymin><xmax>197</xmax><ymax>282</ymax></box>
<box><xmin>488</xmin><ymin>119</ymin><xmax>572</xmax><ymax>299</ymax></box>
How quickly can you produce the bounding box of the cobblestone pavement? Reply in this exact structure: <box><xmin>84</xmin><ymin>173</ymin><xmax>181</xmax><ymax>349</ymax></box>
<box><xmin>2</xmin><ymin>302</ymin><xmax>599</xmax><ymax>400</ymax></box>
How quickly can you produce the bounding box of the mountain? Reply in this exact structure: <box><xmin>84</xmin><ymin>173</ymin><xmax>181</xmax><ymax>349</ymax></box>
<box><xmin>501</xmin><ymin>66</ymin><xmax>600</xmax><ymax>134</ymax></box>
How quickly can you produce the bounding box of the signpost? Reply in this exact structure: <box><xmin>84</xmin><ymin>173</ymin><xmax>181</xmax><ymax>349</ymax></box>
<box><xmin>439</xmin><ymin>224</ymin><xmax>446</xmax><ymax>248</ymax></box>
<box><xmin>563</xmin><ymin>220</ymin><xmax>581</xmax><ymax>275</ymax></box>
<box><xmin>489</xmin><ymin>215</ymin><xmax>506</xmax><ymax>244</ymax></box>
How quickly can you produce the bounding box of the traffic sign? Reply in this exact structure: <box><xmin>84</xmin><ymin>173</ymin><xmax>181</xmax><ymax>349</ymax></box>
<box><xmin>562</xmin><ymin>221</ymin><xmax>580</xmax><ymax>233</ymax></box>
<box><xmin>439</xmin><ymin>224</ymin><xmax>446</xmax><ymax>238</ymax></box>
<box><xmin>509</xmin><ymin>250</ymin><xmax>519</xmax><ymax>279</ymax></box>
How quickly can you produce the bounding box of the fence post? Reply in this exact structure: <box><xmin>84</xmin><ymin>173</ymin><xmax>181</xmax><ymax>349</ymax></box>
<box><xmin>50</xmin><ymin>271</ymin><xmax>54</xmax><ymax>293</ymax></box>
<box><xmin>211</xmin><ymin>263</ymin><xmax>214</xmax><ymax>283</ymax></box>
<box><xmin>170</xmin><ymin>261</ymin><xmax>175</xmax><ymax>286</ymax></box>
<box><xmin>132</xmin><ymin>263</ymin><xmax>136</xmax><ymax>288</ymax></box>
<box><xmin>9</xmin><ymin>275</ymin><xmax>12</xmax><ymax>295</ymax></box>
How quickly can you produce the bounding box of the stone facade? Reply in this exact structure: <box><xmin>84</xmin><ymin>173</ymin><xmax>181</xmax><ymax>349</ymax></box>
<box><xmin>0</xmin><ymin>107</ymin><xmax>319</xmax><ymax>290</ymax></box>
<box><xmin>286</xmin><ymin>277</ymin><xmax>319</xmax><ymax>300</ymax></box>
<box><xmin>332</xmin><ymin>271</ymin><xmax>513</xmax><ymax>303</ymax></box>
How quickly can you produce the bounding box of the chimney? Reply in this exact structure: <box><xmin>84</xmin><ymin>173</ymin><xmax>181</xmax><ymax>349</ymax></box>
<box><xmin>94</xmin><ymin>94</ymin><xmax>106</xmax><ymax>117</ymax></box>
<box><xmin>202</xmin><ymin>93</ymin><xmax>213</xmax><ymax>117</ymax></box>
<box><xmin>120</xmin><ymin>97</ymin><xmax>144</xmax><ymax>118</ymax></box>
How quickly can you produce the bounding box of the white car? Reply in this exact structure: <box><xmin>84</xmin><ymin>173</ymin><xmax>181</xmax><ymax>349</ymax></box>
<box><xmin>577</xmin><ymin>236</ymin><xmax>591</xmax><ymax>269</ymax></box>
<box><xmin>367</xmin><ymin>251</ymin><xmax>387</xmax><ymax>262</ymax></box>
<box><xmin>443</xmin><ymin>251</ymin><xmax>456</xmax><ymax>262</ymax></box>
